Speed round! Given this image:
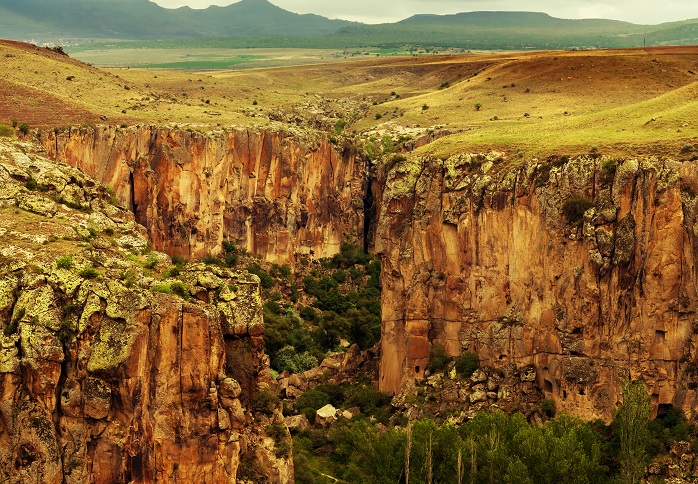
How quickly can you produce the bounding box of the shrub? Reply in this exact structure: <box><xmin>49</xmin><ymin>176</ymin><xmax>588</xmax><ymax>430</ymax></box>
<box><xmin>333</xmin><ymin>118</ymin><xmax>347</xmax><ymax>134</ymax></box>
<box><xmin>601</xmin><ymin>158</ymin><xmax>618</xmax><ymax>180</ymax></box>
<box><xmin>246</xmin><ymin>264</ymin><xmax>274</xmax><ymax>289</ymax></box>
<box><xmin>151</xmin><ymin>282</ymin><xmax>173</xmax><ymax>295</ymax></box>
<box><xmin>455</xmin><ymin>351</ymin><xmax>479</xmax><ymax>377</ymax></box>
<box><xmin>254</xmin><ymin>388</ymin><xmax>280</xmax><ymax>416</ymax></box>
<box><xmin>170</xmin><ymin>281</ymin><xmax>191</xmax><ymax>300</ymax></box>
<box><xmin>296</xmin><ymin>389</ymin><xmax>330</xmax><ymax>421</ymax></box>
<box><xmin>562</xmin><ymin>194</ymin><xmax>594</xmax><ymax>224</ymax></box>
<box><xmin>143</xmin><ymin>254</ymin><xmax>158</xmax><ymax>269</ymax></box>
<box><xmin>475</xmin><ymin>102</ymin><xmax>483</xmax><ymax>111</ymax></box>
<box><xmin>332</xmin><ymin>269</ymin><xmax>347</xmax><ymax>284</ymax></box>
<box><xmin>18</xmin><ymin>123</ymin><xmax>30</xmax><ymax>135</ymax></box>
<box><xmin>426</xmin><ymin>343</ymin><xmax>451</xmax><ymax>374</ymax></box>
<box><xmin>11</xmin><ymin>118</ymin><xmax>17</xmax><ymax>128</ymax></box>
<box><xmin>25</xmin><ymin>177</ymin><xmax>38</xmax><ymax>190</ymax></box>
<box><xmin>541</xmin><ymin>398</ymin><xmax>557</xmax><ymax>418</ymax></box>
<box><xmin>78</xmin><ymin>267</ymin><xmax>99</xmax><ymax>279</ymax></box>
<box><xmin>56</xmin><ymin>256</ymin><xmax>73</xmax><ymax>269</ymax></box>
<box><xmin>375</xmin><ymin>113</ymin><xmax>382</xmax><ymax>120</ymax></box>
<box><xmin>345</xmin><ymin>385</ymin><xmax>392</xmax><ymax>418</ymax></box>
<box><xmin>422</xmin><ymin>104</ymin><xmax>429</xmax><ymax>111</ymax></box>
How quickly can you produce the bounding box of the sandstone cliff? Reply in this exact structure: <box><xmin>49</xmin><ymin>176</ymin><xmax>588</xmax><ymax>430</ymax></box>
<box><xmin>35</xmin><ymin>124</ymin><xmax>698</xmax><ymax>424</ymax></box>
<box><xmin>376</xmin><ymin>152</ymin><xmax>698</xmax><ymax>421</ymax></box>
<box><xmin>0</xmin><ymin>139</ymin><xmax>291</xmax><ymax>483</ymax></box>
<box><xmin>40</xmin><ymin>126</ymin><xmax>367</xmax><ymax>264</ymax></box>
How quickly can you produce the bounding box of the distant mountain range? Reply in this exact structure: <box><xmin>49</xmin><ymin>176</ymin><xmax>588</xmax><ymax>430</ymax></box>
<box><xmin>1</xmin><ymin>0</ymin><xmax>697</xmax><ymax>49</ymax></box>
<box><xmin>0</xmin><ymin>0</ymin><xmax>354</xmax><ymax>41</ymax></box>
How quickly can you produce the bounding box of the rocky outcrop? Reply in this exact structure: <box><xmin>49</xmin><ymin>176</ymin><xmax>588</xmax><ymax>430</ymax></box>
<box><xmin>0</xmin><ymin>139</ymin><xmax>292</xmax><ymax>483</ymax></box>
<box><xmin>376</xmin><ymin>153</ymin><xmax>698</xmax><ymax>421</ymax></box>
<box><xmin>39</xmin><ymin>125</ymin><xmax>367</xmax><ymax>264</ymax></box>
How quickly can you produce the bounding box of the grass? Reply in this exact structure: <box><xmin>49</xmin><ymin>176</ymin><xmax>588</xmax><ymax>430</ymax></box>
<box><xmin>1</xmin><ymin>38</ymin><xmax>697</xmax><ymax>159</ymax></box>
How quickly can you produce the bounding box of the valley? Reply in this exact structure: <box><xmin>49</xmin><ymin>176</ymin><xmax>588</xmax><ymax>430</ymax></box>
<box><xmin>1</xmin><ymin>36</ymin><xmax>698</xmax><ymax>483</ymax></box>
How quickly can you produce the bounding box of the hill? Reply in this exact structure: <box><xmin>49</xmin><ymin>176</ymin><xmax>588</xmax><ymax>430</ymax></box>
<box><xmin>0</xmin><ymin>0</ymin><xmax>353</xmax><ymax>41</ymax></box>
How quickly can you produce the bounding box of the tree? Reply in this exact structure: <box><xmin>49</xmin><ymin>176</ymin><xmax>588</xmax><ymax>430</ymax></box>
<box><xmin>616</xmin><ymin>380</ymin><xmax>650</xmax><ymax>484</ymax></box>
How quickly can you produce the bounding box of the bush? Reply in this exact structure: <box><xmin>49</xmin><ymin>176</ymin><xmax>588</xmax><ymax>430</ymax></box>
<box><xmin>345</xmin><ymin>385</ymin><xmax>392</xmax><ymax>419</ymax></box>
<box><xmin>56</xmin><ymin>256</ymin><xmax>73</xmax><ymax>270</ymax></box>
<box><xmin>246</xmin><ymin>264</ymin><xmax>274</xmax><ymax>289</ymax></box>
<box><xmin>332</xmin><ymin>269</ymin><xmax>347</xmax><ymax>284</ymax></box>
<box><xmin>475</xmin><ymin>102</ymin><xmax>483</xmax><ymax>111</ymax></box>
<box><xmin>601</xmin><ymin>158</ymin><xmax>617</xmax><ymax>178</ymax></box>
<box><xmin>426</xmin><ymin>343</ymin><xmax>451</xmax><ymax>374</ymax></box>
<box><xmin>151</xmin><ymin>282</ymin><xmax>173</xmax><ymax>294</ymax></box>
<box><xmin>562</xmin><ymin>194</ymin><xmax>594</xmax><ymax>224</ymax></box>
<box><xmin>78</xmin><ymin>267</ymin><xmax>99</xmax><ymax>279</ymax></box>
<box><xmin>18</xmin><ymin>123</ymin><xmax>29</xmax><ymax>135</ymax></box>
<box><xmin>541</xmin><ymin>399</ymin><xmax>557</xmax><ymax>418</ymax></box>
<box><xmin>296</xmin><ymin>389</ymin><xmax>331</xmax><ymax>421</ymax></box>
<box><xmin>455</xmin><ymin>351</ymin><xmax>479</xmax><ymax>378</ymax></box>
<box><xmin>254</xmin><ymin>388</ymin><xmax>280</xmax><ymax>416</ymax></box>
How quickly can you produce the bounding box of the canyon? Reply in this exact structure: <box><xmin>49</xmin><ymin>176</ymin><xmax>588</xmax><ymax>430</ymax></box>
<box><xmin>38</xmin><ymin>125</ymin><xmax>698</xmax><ymax>422</ymax></box>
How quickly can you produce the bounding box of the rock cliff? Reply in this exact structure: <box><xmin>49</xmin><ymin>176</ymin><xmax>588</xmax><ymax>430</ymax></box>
<box><xmin>0</xmin><ymin>139</ymin><xmax>291</xmax><ymax>483</ymax></box>
<box><xmin>39</xmin><ymin>126</ymin><xmax>367</xmax><ymax>264</ymax></box>
<box><xmin>34</xmin><ymin>124</ymin><xmax>698</xmax><ymax>423</ymax></box>
<box><xmin>376</xmin><ymin>152</ymin><xmax>698</xmax><ymax>421</ymax></box>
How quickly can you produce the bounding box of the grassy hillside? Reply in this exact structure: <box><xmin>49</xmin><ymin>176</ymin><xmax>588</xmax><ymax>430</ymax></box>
<box><xmin>1</xmin><ymin>40</ymin><xmax>697</xmax><ymax>162</ymax></box>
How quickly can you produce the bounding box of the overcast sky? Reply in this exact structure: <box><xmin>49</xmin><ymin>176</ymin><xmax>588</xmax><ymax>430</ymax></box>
<box><xmin>151</xmin><ymin>0</ymin><xmax>698</xmax><ymax>25</ymax></box>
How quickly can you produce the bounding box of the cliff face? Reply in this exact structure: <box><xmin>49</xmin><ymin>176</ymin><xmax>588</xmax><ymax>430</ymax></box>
<box><xmin>376</xmin><ymin>153</ymin><xmax>698</xmax><ymax>421</ymax></box>
<box><xmin>0</xmin><ymin>139</ymin><xmax>291</xmax><ymax>483</ymax></box>
<box><xmin>40</xmin><ymin>126</ymin><xmax>367</xmax><ymax>264</ymax></box>
<box><xmin>36</xmin><ymin>124</ymin><xmax>698</xmax><ymax>422</ymax></box>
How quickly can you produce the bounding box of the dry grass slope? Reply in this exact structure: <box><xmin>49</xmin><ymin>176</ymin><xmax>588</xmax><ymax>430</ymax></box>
<box><xmin>1</xmin><ymin>40</ymin><xmax>697</xmax><ymax>159</ymax></box>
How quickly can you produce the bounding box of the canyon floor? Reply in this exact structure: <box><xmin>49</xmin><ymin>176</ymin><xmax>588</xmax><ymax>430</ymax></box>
<box><xmin>1</xmin><ymin>41</ymin><xmax>697</xmax><ymax>159</ymax></box>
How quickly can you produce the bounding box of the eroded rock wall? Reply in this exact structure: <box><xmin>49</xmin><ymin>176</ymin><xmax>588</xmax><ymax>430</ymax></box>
<box><xmin>40</xmin><ymin>126</ymin><xmax>366</xmax><ymax>264</ymax></box>
<box><xmin>0</xmin><ymin>139</ymin><xmax>291</xmax><ymax>483</ymax></box>
<box><xmin>376</xmin><ymin>153</ymin><xmax>698</xmax><ymax>421</ymax></box>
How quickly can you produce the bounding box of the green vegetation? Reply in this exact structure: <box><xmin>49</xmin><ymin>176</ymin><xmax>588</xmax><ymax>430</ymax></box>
<box><xmin>617</xmin><ymin>381</ymin><xmax>650</xmax><ymax>484</ymax></box>
<box><xmin>541</xmin><ymin>398</ymin><xmax>557</xmax><ymax>418</ymax></box>
<box><xmin>562</xmin><ymin>194</ymin><xmax>595</xmax><ymax>224</ymax></box>
<box><xmin>261</xmin><ymin>243</ymin><xmax>381</xmax><ymax>374</ymax></box>
<box><xmin>59</xmin><ymin>12</ymin><xmax>698</xmax><ymax>57</ymax></box>
<box><xmin>56</xmin><ymin>256</ymin><xmax>73</xmax><ymax>269</ymax></box>
<box><xmin>18</xmin><ymin>123</ymin><xmax>30</xmax><ymax>135</ymax></box>
<box><xmin>78</xmin><ymin>267</ymin><xmax>99</xmax><ymax>279</ymax></box>
<box><xmin>455</xmin><ymin>351</ymin><xmax>479</xmax><ymax>378</ymax></box>
<box><xmin>426</xmin><ymin>343</ymin><xmax>451</xmax><ymax>374</ymax></box>
<box><xmin>295</xmin><ymin>411</ymin><xmax>610</xmax><ymax>483</ymax></box>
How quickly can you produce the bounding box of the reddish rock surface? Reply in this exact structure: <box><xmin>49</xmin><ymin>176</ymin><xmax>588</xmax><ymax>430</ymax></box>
<box><xmin>375</xmin><ymin>153</ymin><xmax>698</xmax><ymax>421</ymax></box>
<box><xmin>40</xmin><ymin>126</ymin><xmax>367</xmax><ymax>264</ymax></box>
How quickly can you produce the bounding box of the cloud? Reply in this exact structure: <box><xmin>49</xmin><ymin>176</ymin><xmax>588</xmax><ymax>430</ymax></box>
<box><xmin>150</xmin><ymin>0</ymin><xmax>698</xmax><ymax>24</ymax></box>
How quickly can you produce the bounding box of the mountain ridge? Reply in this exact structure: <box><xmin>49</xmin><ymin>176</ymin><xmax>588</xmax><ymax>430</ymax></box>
<box><xmin>1</xmin><ymin>1</ymin><xmax>698</xmax><ymax>51</ymax></box>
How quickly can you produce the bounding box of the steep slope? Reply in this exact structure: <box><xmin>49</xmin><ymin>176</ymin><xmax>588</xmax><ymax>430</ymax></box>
<box><xmin>40</xmin><ymin>126</ymin><xmax>368</xmax><ymax>263</ymax></box>
<box><xmin>0</xmin><ymin>137</ymin><xmax>291</xmax><ymax>482</ymax></box>
<box><xmin>375</xmin><ymin>151</ymin><xmax>698</xmax><ymax>421</ymax></box>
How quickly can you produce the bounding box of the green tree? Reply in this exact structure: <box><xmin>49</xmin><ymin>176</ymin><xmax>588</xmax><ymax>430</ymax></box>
<box><xmin>616</xmin><ymin>380</ymin><xmax>650</xmax><ymax>484</ymax></box>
